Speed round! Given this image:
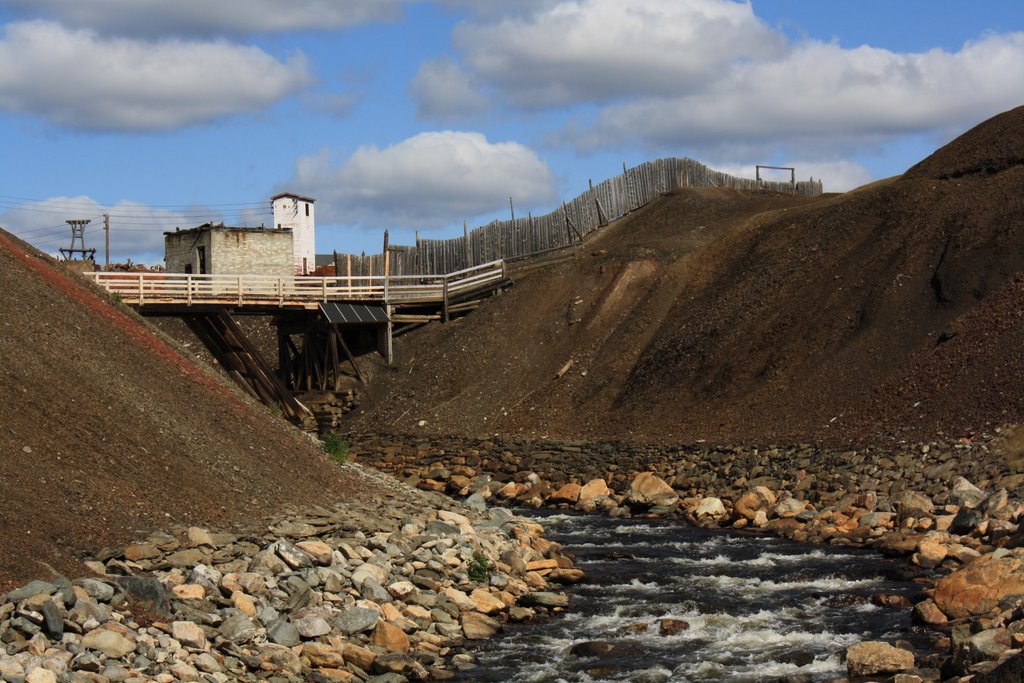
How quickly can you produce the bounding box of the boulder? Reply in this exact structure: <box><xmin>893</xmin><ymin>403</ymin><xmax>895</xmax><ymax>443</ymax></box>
<box><xmin>934</xmin><ymin>554</ymin><xmax>1024</xmax><ymax>619</ymax></box>
<box><xmin>578</xmin><ymin>479</ymin><xmax>612</xmax><ymax>503</ymax></box>
<box><xmin>694</xmin><ymin>497</ymin><xmax>727</xmax><ymax>519</ymax></box>
<box><xmin>949</xmin><ymin>477</ymin><xmax>987</xmax><ymax>509</ymax></box>
<box><xmin>845</xmin><ymin>641</ymin><xmax>914</xmax><ymax>677</ymax></box>
<box><xmin>548</xmin><ymin>483</ymin><xmax>582</xmax><ymax>505</ymax></box>
<box><xmin>628</xmin><ymin>473</ymin><xmax>679</xmax><ymax>508</ymax></box>
<box><xmin>734</xmin><ymin>487</ymin><xmax>777</xmax><ymax>521</ymax></box>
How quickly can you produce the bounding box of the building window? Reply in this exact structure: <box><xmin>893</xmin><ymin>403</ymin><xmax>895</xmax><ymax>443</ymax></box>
<box><xmin>305</xmin><ymin>202</ymin><xmax>310</xmax><ymax>217</ymax></box>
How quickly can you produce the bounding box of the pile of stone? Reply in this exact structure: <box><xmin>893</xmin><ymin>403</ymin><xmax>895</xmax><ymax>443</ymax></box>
<box><xmin>302</xmin><ymin>391</ymin><xmax>359</xmax><ymax>433</ymax></box>
<box><xmin>0</xmin><ymin>466</ymin><xmax>581</xmax><ymax>683</ymax></box>
<box><xmin>350</xmin><ymin>433</ymin><xmax>1024</xmax><ymax>681</ymax></box>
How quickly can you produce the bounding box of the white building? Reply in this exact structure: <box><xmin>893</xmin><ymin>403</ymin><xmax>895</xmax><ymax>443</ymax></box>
<box><xmin>271</xmin><ymin>192</ymin><xmax>316</xmax><ymax>275</ymax></box>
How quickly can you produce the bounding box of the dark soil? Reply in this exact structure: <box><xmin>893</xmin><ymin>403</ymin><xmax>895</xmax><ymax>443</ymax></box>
<box><xmin>0</xmin><ymin>231</ymin><xmax>380</xmax><ymax>591</ymax></box>
<box><xmin>349</xmin><ymin>105</ymin><xmax>1024</xmax><ymax>447</ymax></box>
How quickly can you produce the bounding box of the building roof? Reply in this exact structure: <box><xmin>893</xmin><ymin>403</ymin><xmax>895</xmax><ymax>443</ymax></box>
<box><xmin>271</xmin><ymin>192</ymin><xmax>316</xmax><ymax>203</ymax></box>
<box><xmin>164</xmin><ymin>222</ymin><xmax>287</xmax><ymax>237</ymax></box>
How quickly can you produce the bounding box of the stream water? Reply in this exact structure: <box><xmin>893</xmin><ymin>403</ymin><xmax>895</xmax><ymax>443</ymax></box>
<box><xmin>458</xmin><ymin>511</ymin><xmax>931</xmax><ymax>682</ymax></box>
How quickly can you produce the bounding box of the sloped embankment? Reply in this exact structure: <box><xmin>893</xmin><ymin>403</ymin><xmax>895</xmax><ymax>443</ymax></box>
<box><xmin>0</xmin><ymin>231</ymin><xmax>380</xmax><ymax>589</ymax></box>
<box><xmin>352</xmin><ymin>106</ymin><xmax>1024</xmax><ymax>446</ymax></box>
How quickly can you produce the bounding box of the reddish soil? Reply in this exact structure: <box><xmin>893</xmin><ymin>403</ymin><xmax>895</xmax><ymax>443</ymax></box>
<box><xmin>351</xmin><ymin>106</ymin><xmax>1024</xmax><ymax>447</ymax></box>
<box><xmin>0</xmin><ymin>231</ymin><xmax>374</xmax><ymax>591</ymax></box>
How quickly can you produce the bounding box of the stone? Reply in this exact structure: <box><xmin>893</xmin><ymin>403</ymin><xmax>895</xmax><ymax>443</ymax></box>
<box><xmin>772</xmin><ymin>497</ymin><xmax>807</xmax><ymax>518</ymax></box>
<box><xmin>371</xmin><ymin>621</ymin><xmax>411</xmax><ymax>653</ymax></box>
<box><xmin>912</xmin><ymin>599</ymin><xmax>948</xmax><ymax>626</ymax></box>
<box><xmin>74</xmin><ymin>578</ymin><xmax>115</xmax><ymax>602</ymax></box>
<box><xmin>694</xmin><ymin>497</ymin><xmax>727</xmax><ymax>519</ymax></box>
<box><xmin>967</xmin><ymin>628</ymin><xmax>1012</xmax><ymax>663</ymax></box>
<box><xmin>296</xmin><ymin>540</ymin><xmax>334</xmax><ymax>565</ymax></box>
<box><xmin>845</xmin><ymin>641</ymin><xmax>915</xmax><ymax>677</ymax></box>
<box><xmin>7</xmin><ymin>580</ymin><xmax>57</xmax><ymax>602</ymax></box>
<box><xmin>187</xmin><ymin>527</ymin><xmax>216</xmax><ymax>548</ymax></box>
<box><xmin>82</xmin><ymin>629</ymin><xmax>136</xmax><ymax>659</ymax></box>
<box><xmin>976</xmin><ymin>651</ymin><xmax>1024</xmax><ymax>682</ymax></box>
<box><xmin>303</xmin><ymin>642</ymin><xmax>346</xmax><ymax>668</ymax></box>
<box><xmin>950</xmin><ymin>477</ymin><xmax>988</xmax><ymax>509</ymax></box>
<box><xmin>470</xmin><ymin>588</ymin><xmax>505</xmax><ymax>615</ymax></box>
<box><xmin>628</xmin><ymin>472</ymin><xmax>679</xmax><ymax>508</ymax></box>
<box><xmin>934</xmin><ymin>554</ymin><xmax>1024</xmax><ymax>619</ymax></box>
<box><xmin>462</xmin><ymin>611</ymin><xmax>502</xmax><ymax>640</ymax></box>
<box><xmin>950</xmin><ymin>507</ymin><xmax>985</xmax><ymax>535</ymax></box>
<box><xmin>165</xmin><ymin>548</ymin><xmax>208</xmax><ymax>567</ymax></box>
<box><xmin>343</xmin><ymin>642</ymin><xmax>377</xmax><ymax>670</ymax></box>
<box><xmin>113</xmin><ymin>575</ymin><xmax>169</xmax><ymax>612</ymax></box>
<box><xmin>734</xmin><ymin>486</ymin><xmax>777</xmax><ymax>521</ymax></box>
<box><xmin>274</xmin><ymin>540</ymin><xmax>315</xmax><ymax>569</ymax></box>
<box><xmin>194</xmin><ymin>652</ymin><xmax>223</xmax><ymax>673</ymax></box>
<box><xmin>172</xmin><ymin>620</ymin><xmax>208</xmax><ymax>649</ymax></box>
<box><xmin>123</xmin><ymin>543</ymin><xmax>161</xmax><ymax>561</ymax></box>
<box><xmin>658</xmin><ymin>618</ymin><xmax>689</xmax><ymax>636</ymax></box>
<box><xmin>898</xmin><ymin>491</ymin><xmax>934</xmax><ymax>519</ymax></box>
<box><xmin>292</xmin><ymin>612</ymin><xmax>332</xmax><ymax>638</ymax></box>
<box><xmin>231</xmin><ymin>591</ymin><xmax>258</xmax><ymax>617</ymax></box>
<box><xmin>578</xmin><ymin>479</ymin><xmax>612</xmax><ymax>503</ymax></box>
<box><xmin>218</xmin><ymin>613</ymin><xmax>259</xmax><ymax>643</ymax></box>
<box><xmin>548</xmin><ymin>482</ymin><xmax>582</xmax><ymax>505</ymax></box>
<box><xmin>268</xmin><ymin>620</ymin><xmax>301</xmax><ymax>647</ymax></box>
<box><xmin>352</xmin><ymin>562</ymin><xmax>390</xmax><ymax>588</ymax></box>
<box><xmin>519</xmin><ymin>591</ymin><xmax>569</xmax><ymax>608</ymax></box>
<box><xmin>26</xmin><ymin>668</ymin><xmax>58</xmax><ymax>683</ymax></box>
<box><xmin>335</xmin><ymin>606</ymin><xmax>380</xmax><ymax>635</ymax></box>
<box><xmin>171</xmin><ymin>583</ymin><xmax>206</xmax><ymax>600</ymax></box>
<box><xmin>914</xmin><ymin>537</ymin><xmax>948</xmax><ymax>569</ymax></box>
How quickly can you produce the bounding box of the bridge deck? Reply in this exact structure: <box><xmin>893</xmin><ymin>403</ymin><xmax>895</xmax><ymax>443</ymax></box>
<box><xmin>84</xmin><ymin>260</ymin><xmax>507</xmax><ymax>311</ymax></box>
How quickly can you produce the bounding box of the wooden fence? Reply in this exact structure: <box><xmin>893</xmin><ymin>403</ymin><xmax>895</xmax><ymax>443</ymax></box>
<box><xmin>335</xmin><ymin>157</ymin><xmax>823</xmax><ymax>276</ymax></box>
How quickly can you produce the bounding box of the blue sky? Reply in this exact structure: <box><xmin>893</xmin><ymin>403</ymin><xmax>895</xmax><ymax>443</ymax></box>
<box><xmin>1</xmin><ymin>0</ymin><xmax>1022</xmax><ymax>265</ymax></box>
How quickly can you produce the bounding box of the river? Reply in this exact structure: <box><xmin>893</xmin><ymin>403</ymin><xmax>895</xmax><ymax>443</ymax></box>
<box><xmin>458</xmin><ymin>511</ymin><xmax>932</xmax><ymax>682</ymax></box>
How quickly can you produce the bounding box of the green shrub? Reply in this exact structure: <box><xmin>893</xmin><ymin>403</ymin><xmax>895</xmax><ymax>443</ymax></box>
<box><xmin>468</xmin><ymin>550</ymin><xmax>491</xmax><ymax>583</ymax></box>
<box><xmin>322</xmin><ymin>434</ymin><xmax>349</xmax><ymax>464</ymax></box>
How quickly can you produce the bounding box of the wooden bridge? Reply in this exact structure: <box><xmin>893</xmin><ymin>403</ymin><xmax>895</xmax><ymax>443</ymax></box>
<box><xmin>84</xmin><ymin>260</ymin><xmax>507</xmax><ymax>318</ymax></box>
<box><xmin>83</xmin><ymin>261</ymin><xmax>511</xmax><ymax>428</ymax></box>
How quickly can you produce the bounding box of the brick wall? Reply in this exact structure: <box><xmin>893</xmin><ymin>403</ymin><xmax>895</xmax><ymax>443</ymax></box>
<box><xmin>164</xmin><ymin>228</ymin><xmax>293</xmax><ymax>275</ymax></box>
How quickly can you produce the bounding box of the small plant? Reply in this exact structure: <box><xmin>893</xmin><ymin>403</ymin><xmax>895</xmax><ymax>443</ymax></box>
<box><xmin>269</xmin><ymin>402</ymin><xmax>282</xmax><ymax>419</ymax></box>
<box><xmin>468</xmin><ymin>550</ymin><xmax>491</xmax><ymax>583</ymax></box>
<box><xmin>322</xmin><ymin>433</ymin><xmax>349</xmax><ymax>464</ymax></box>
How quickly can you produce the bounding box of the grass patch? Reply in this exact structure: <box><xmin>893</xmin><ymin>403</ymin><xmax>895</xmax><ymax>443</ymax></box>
<box><xmin>468</xmin><ymin>550</ymin><xmax>491</xmax><ymax>583</ymax></box>
<box><xmin>322</xmin><ymin>433</ymin><xmax>349</xmax><ymax>464</ymax></box>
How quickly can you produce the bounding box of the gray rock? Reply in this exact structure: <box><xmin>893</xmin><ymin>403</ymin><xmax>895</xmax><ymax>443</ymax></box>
<box><xmin>112</xmin><ymin>576</ymin><xmax>169</xmax><ymax>613</ymax></box>
<box><xmin>335</xmin><ymin>607</ymin><xmax>380</xmax><ymax>634</ymax></box>
<box><xmin>274</xmin><ymin>541</ymin><xmax>315</xmax><ymax>569</ymax></box>
<box><xmin>74</xmin><ymin>578</ymin><xmax>115</xmax><ymax>603</ymax></box>
<box><xmin>40</xmin><ymin>600</ymin><xmax>63</xmax><ymax>638</ymax></box>
<box><xmin>267</xmin><ymin>619</ymin><xmax>301</xmax><ymax>647</ymax></box>
<box><xmin>7</xmin><ymin>581</ymin><xmax>57</xmax><ymax>602</ymax></box>
<box><xmin>520</xmin><ymin>592</ymin><xmax>570</xmax><ymax>608</ymax></box>
<box><xmin>218</xmin><ymin>613</ymin><xmax>259</xmax><ymax>644</ymax></box>
<box><xmin>291</xmin><ymin>613</ymin><xmax>331</xmax><ymax>638</ymax></box>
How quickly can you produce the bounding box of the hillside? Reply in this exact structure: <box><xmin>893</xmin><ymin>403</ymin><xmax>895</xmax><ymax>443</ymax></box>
<box><xmin>350</xmin><ymin>106</ymin><xmax>1024</xmax><ymax>446</ymax></box>
<box><xmin>0</xmin><ymin>231</ymin><xmax>389</xmax><ymax>590</ymax></box>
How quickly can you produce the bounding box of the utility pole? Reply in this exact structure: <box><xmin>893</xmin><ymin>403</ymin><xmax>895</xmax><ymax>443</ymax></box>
<box><xmin>104</xmin><ymin>213</ymin><xmax>110</xmax><ymax>270</ymax></box>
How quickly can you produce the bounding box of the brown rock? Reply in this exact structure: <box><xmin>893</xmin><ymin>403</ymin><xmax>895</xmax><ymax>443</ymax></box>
<box><xmin>657</xmin><ymin>618</ymin><xmax>689</xmax><ymax>636</ymax></box>
<box><xmin>462</xmin><ymin>611</ymin><xmax>502</xmax><ymax>640</ymax></box>
<box><xmin>371</xmin><ymin>621</ymin><xmax>411</xmax><ymax>653</ymax></box>
<box><xmin>845</xmin><ymin>641</ymin><xmax>915</xmax><ymax>676</ymax></box>
<box><xmin>579</xmin><ymin>479</ymin><xmax>612</xmax><ymax>502</ymax></box>
<box><xmin>123</xmin><ymin>543</ymin><xmax>160</xmax><ymax>561</ymax></box>
<box><xmin>934</xmin><ymin>554</ymin><xmax>1024</xmax><ymax>619</ymax></box>
<box><xmin>549</xmin><ymin>483</ymin><xmax>582</xmax><ymax>505</ymax></box>
<box><xmin>303</xmin><ymin>642</ymin><xmax>345</xmax><ymax>668</ymax></box>
<box><xmin>734</xmin><ymin>486</ymin><xmax>777</xmax><ymax>521</ymax></box>
<box><xmin>628</xmin><ymin>473</ymin><xmax>679</xmax><ymax>508</ymax></box>
<box><xmin>341</xmin><ymin>642</ymin><xmax>376</xmax><ymax>671</ymax></box>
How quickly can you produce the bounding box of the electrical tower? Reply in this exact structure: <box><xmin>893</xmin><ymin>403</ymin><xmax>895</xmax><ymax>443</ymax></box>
<box><xmin>59</xmin><ymin>219</ymin><xmax>96</xmax><ymax>261</ymax></box>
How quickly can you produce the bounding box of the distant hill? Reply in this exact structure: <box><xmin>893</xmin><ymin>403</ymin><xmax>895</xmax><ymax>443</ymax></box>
<box><xmin>351</xmin><ymin>106</ymin><xmax>1024</xmax><ymax>446</ymax></box>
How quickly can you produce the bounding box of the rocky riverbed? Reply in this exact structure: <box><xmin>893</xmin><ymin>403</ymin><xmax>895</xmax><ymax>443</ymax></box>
<box><xmin>0</xmin><ymin>464</ymin><xmax>582</xmax><ymax>683</ymax></box>
<box><xmin>348</xmin><ymin>431</ymin><xmax>1024</xmax><ymax>681</ymax></box>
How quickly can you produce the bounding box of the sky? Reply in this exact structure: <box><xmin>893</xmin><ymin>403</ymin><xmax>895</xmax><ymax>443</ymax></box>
<box><xmin>1</xmin><ymin>0</ymin><xmax>1023</xmax><ymax>266</ymax></box>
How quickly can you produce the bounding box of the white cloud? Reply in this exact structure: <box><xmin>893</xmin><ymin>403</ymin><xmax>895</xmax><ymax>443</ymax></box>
<box><xmin>581</xmin><ymin>35</ymin><xmax>1024</xmax><ymax>153</ymax></box>
<box><xmin>0</xmin><ymin>0</ymin><xmax>401</xmax><ymax>36</ymax></box>
<box><xmin>410</xmin><ymin>58</ymin><xmax>490</xmax><ymax>119</ymax></box>
<box><xmin>451</xmin><ymin>0</ymin><xmax>785</xmax><ymax>107</ymax></box>
<box><xmin>0</xmin><ymin>21</ymin><xmax>312</xmax><ymax>131</ymax></box>
<box><xmin>1</xmin><ymin>196</ymin><xmax>271</xmax><ymax>265</ymax></box>
<box><xmin>286</xmin><ymin>131</ymin><xmax>557</xmax><ymax>231</ymax></box>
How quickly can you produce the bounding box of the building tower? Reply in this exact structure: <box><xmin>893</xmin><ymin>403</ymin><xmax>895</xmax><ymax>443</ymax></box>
<box><xmin>271</xmin><ymin>193</ymin><xmax>316</xmax><ymax>275</ymax></box>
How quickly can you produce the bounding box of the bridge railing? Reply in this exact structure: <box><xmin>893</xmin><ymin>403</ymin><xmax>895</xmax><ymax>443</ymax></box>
<box><xmin>83</xmin><ymin>260</ymin><xmax>507</xmax><ymax>308</ymax></box>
